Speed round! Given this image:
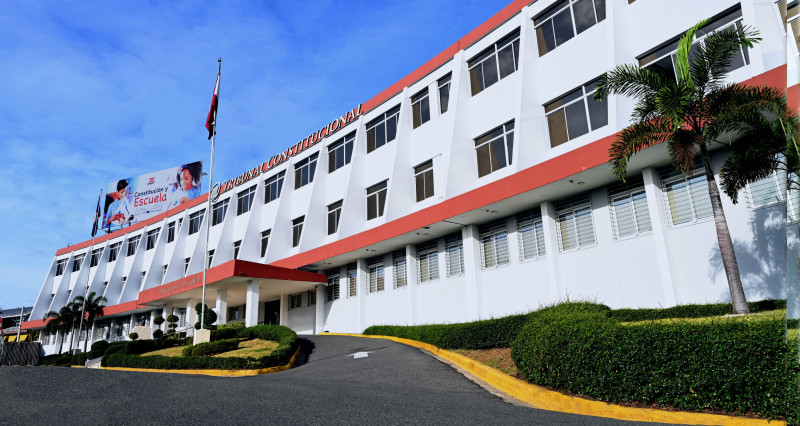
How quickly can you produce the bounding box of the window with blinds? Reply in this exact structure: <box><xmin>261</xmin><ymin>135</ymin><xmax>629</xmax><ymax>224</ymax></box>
<box><xmin>347</xmin><ymin>264</ymin><xmax>358</xmax><ymax>297</ymax></box>
<box><xmin>445</xmin><ymin>233</ymin><xmax>464</xmax><ymax>277</ymax></box>
<box><xmin>307</xmin><ymin>290</ymin><xmax>316</xmax><ymax>306</ymax></box>
<box><xmin>607</xmin><ymin>180</ymin><xmax>652</xmax><ymax>240</ymax></box>
<box><xmin>417</xmin><ymin>241</ymin><xmax>439</xmax><ymax>283</ymax></box>
<box><xmin>660</xmin><ymin>166</ymin><xmax>712</xmax><ymax>226</ymax></box>
<box><xmin>393</xmin><ymin>250</ymin><xmax>407</xmax><ymax>289</ymax></box>
<box><xmin>745</xmin><ymin>169</ymin><xmax>787</xmax><ymax>210</ymax></box>
<box><xmin>789</xmin><ymin>175</ymin><xmax>800</xmax><ymax>223</ymax></box>
<box><xmin>326</xmin><ymin>272</ymin><xmax>340</xmax><ymax>301</ymax></box>
<box><xmin>480</xmin><ymin>219</ymin><xmax>509</xmax><ymax>268</ymax></box>
<box><xmin>367</xmin><ymin>256</ymin><xmax>385</xmax><ymax>293</ymax></box>
<box><xmin>289</xmin><ymin>293</ymin><xmax>302</xmax><ymax>309</ymax></box>
<box><xmin>555</xmin><ymin>196</ymin><xmax>596</xmax><ymax>252</ymax></box>
<box><xmin>517</xmin><ymin>210</ymin><xmax>545</xmax><ymax>260</ymax></box>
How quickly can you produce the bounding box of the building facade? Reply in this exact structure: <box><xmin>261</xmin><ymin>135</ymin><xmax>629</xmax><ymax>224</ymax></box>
<box><xmin>23</xmin><ymin>0</ymin><xmax>795</xmax><ymax>354</ymax></box>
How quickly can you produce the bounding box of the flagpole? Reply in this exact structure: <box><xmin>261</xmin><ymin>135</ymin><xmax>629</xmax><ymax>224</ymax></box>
<box><xmin>17</xmin><ymin>306</ymin><xmax>24</xmax><ymax>342</ymax></box>
<box><xmin>76</xmin><ymin>188</ymin><xmax>102</xmax><ymax>352</ymax></box>
<box><xmin>200</xmin><ymin>58</ymin><xmax>220</xmax><ymax>339</ymax></box>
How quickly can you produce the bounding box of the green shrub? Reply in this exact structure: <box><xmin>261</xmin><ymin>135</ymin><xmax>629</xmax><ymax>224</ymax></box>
<box><xmin>70</xmin><ymin>352</ymin><xmax>88</xmax><ymax>366</ymax></box>
<box><xmin>511</xmin><ymin>302</ymin><xmax>794</xmax><ymax>420</ymax></box>
<box><xmin>218</xmin><ymin>321</ymin><xmax>245</xmax><ymax>330</ymax></box>
<box><xmin>40</xmin><ymin>353</ymin><xmax>72</xmax><ymax>366</ymax></box>
<box><xmin>608</xmin><ymin>299</ymin><xmax>787</xmax><ymax>322</ymax></box>
<box><xmin>152</xmin><ymin>329</ymin><xmax>164</xmax><ymax>339</ymax></box>
<box><xmin>210</xmin><ymin>328</ymin><xmax>239</xmax><ymax>341</ymax></box>
<box><xmin>102</xmin><ymin>325</ymin><xmax>298</xmax><ymax>371</ymax></box>
<box><xmin>128</xmin><ymin>332</ymin><xmax>139</xmax><ymax>341</ymax></box>
<box><xmin>153</xmin><ymin>315</ymin><xmax>165</xmax><ymax>326</ymax></box>
<box><xmin>182</xmin><ymin>338</ymin><xmax>239</xmax><ymax>357</ymax></box>
<box><xmin>103</xmin><ymin>339</ymin><xmax>176</xmax><ymax>356</ymax></box>
<box><xmin>194</xmin><ymin>303</ymin><xmax>217</xmax><ymax>330</ymax></box>
<box><xmin>90</xmin><ymin>340</ymin><xmax>109</xmax><ymax>352</ymax></box>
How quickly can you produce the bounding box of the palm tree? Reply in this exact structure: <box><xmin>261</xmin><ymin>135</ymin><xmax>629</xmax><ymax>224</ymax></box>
<box><xmin>594</xmin><ymin>19</ymin><xmax>785</xmax><ymax>314</ymax></box>
<box><xmin>73</xmin><ymin>291</ymin><xmax>107</xmax><ymax>353</ymax></box>
<box><xmin>44</xmin><ymin>305</ymin><xmax>76</xmax><ymax>355</ymax></box>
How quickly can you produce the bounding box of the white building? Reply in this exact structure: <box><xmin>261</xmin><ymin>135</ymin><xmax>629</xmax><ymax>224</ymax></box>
<box><xmin>24</xmin><ymin>0</ymin><xmax>796</xmax><ymax>354</ymax></box>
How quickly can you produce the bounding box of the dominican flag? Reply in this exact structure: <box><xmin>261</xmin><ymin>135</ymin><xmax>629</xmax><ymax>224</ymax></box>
<box><xmin>91</xmin><ymin>191</ymin><xmax>102</xmax><ymax>237</ymax></box>
<box><xmin>205</xmin><ymin>68</ymin><xmax>220</xmax><ymax>140</ymax></box>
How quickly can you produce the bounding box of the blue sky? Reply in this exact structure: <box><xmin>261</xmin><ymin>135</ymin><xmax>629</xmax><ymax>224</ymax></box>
<box><xmin>0</xmin><ymin>1</ymin><xmax>511</xmax><ymax>310</ymax></box>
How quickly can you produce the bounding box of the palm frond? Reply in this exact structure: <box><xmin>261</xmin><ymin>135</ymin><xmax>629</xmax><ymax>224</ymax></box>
<box><xmin>593</xmin><ymin>65</ymin><xmax>671</xmax><ymax>103</ymax></box>
<box><xmin>667</xmin><ymin>129</ymin><xmax>701</xmax><ymax>175</ymax></box>
<box><xmin>609</xmin><ymin>116</ymin><xmax>674</xmax><ymax>181</ymax></box>
<box><xmin>675</xmin><ymin>19</ymin><xmax>709</xmax><ymax>88</ymax></box>
<box><xmin>690</xmin><ymin>24</ymin><xmax>760</xmax><ymax>92</ymax></box>
<box><xmin>706</xmin><ymin>85</ymin><xmax>788</xmax><ymax>138</ymax></box>
<box><xmin>654</xmin><ymin>84</ymin><xmax>694</xmax><ymax>127</ymax></box>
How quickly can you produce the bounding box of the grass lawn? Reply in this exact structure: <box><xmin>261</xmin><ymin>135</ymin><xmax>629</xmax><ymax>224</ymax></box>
<box><xmin>452</xmin><ymin>348</ymin><xmax>523</xmax><ymax>379</ymax></box>
<box><xmin>620</xmin><ymin>309</ymin><xmax>786</xmax><ymax>326</ymax></box>
<box><xmin>139</xmin><ymin>339</ymin><xmax>278</xmax><ymax>358</ymax></box>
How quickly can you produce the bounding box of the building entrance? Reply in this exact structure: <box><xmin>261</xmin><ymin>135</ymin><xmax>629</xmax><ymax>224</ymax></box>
<box><xmin>264</xmin><ymin>300</ymin><xmax>280</xmax><ymax>325</ymax></box>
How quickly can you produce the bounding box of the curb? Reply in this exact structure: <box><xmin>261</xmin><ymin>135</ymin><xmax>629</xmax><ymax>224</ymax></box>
<box><xmin>97</xmin><ymin>345</ymin><xmax>301</xmax><ymax>377</ymax></box>
<box><xmin>322</xmin><ymin>333</ymin><xmax>783</xmax><ymax>426</ymax></box>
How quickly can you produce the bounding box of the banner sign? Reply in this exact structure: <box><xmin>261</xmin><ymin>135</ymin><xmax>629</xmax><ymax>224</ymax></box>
<box><xmin>211</xmin><ymin>104</ymin><xmax>362</xmax><ymax>201</ymax></box>
<box><xmin>103</xmin><ymin>161</ymin><xmax>203</xmax><ymax>231</ymax></box>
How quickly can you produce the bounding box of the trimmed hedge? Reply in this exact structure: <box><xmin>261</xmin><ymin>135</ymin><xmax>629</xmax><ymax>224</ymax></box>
<box><xmin>210</xmin><ymin>328</ymin><xmax>239</xmax><ymax>341</ymax></box>
<box><xmin>608</xmin><ymin>299</ymin><xmax>786</xmax><ymax>322</ymax></box>
<box><xmin>182</xmin><ymin>338</ymin><xmax>239</xmax><ymax>357</ymax></box>
<box><xmin>510</xmin><ymin>302</ymin><xmax>797</xmax><ymax>420</ymax></box>
<box><xmin>218</xmin><ymin>321</ymin><xmax>245</xmax><ymax>330</ymax></box>
<box><xmin>103</xmin><ymin>338</ymin><xmax>187</xmax><ymax>357</ymax></box>
<box><xmin>364</xmin><ymin>313</ymin><xmax>532</xmax><ymax>349</ymax></box>
<box><xmin>70</xmin><ymin>353</ymin><xmax>88</xmax><ymax>366</ymax></box>
<box><xmin>40</xmin><ymin>354</ymin><xmax>71</xmax><ymax>366</ymax></box>
<box><xmin>102</xmin><ymin>325</ymin><xmax>297</xmax><ymax>370</ymax></box>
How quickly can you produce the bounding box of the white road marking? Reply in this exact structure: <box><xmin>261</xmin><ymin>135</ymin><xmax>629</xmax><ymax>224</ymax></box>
<box><xmin>350</xmin><ymin>351</ymin><xmax>371</xmax><ymax>359</ymax></box>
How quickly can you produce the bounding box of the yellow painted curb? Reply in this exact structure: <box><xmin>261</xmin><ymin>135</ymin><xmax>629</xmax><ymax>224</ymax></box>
<box><xmin>322</xmin><ymin>333</ymin><xmax>784</xmax><ymax>426</ymax></box>
<box><xmin>98</xmin><ymin>345</ymin><xmax>301</xmax><ymax>377</ymax></box>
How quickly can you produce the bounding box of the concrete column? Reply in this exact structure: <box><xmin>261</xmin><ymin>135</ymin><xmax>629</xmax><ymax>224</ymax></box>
<box><xmin>357</xmin><ymin>258</ymin><xmax>368</xmax><ymax>332</ymax></box>
<box><xmin>128</xmin><ymin>315</ymin><xmax>136</xmax><ymax>339</ymax></box>
<box><xmin>279</xmin><ymin>294</ymin><xmax>289</xmax><ymax>327</ymax></box>
<box><xmin>216</xmin><ymin>288</ymin><xmax>228</xmax><ymax>325</ymax></box>
<box><xmin>540</xmin><ymin>202</ymin><xmax>561</xmax><ymax>303</ymax></box>
<box><xmin>405</xmin><ymin>244</ymin><xmax>418</xmax><ymax>326</ymax></box>
<box><xmin>462</xmin><ymin>225</ymin><xmax>483</xmax><ymax>321</ymax></box>
<box><xmin>186</xmin><ymin>297</ymin><xmax>197</xmax><ymax>336</ymax></box>
<box><xmin>315</xmin><ymin>284</ymin><xmax>326</xmax><ymax>334</ymax></box>
<box><xmin>641</xmin><ymin>168</ymin><xmax>678</xmax><ymax>306</ymax></box>
<box><xmin>245</xmin><ymin>280</ymin><xmax>260</xmax><ymax>327</ymax></box>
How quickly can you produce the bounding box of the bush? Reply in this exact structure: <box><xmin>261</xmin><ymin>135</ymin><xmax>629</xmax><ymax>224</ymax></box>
<box><xmin>91</xmin><ymin>340</ymin><xmax>109</xmax><ymax>352</ymax></box>
<box><xmin>71</xmin><ymin>352</ymin><xmax>88</xmax><ymax>366</ymax></box>
<box><xmin>182</xmin><ymin>338</ymin><xmax>239</xmax><ymax>357</ymax></box>
<box><xmin>218</xmin><ymin>321</ymin><xmax>245</xmax><ymax>330</ymax></box>
<box><xmin>153</xmin><ymin>315</ymin><xmax>165</xmax><ymax>326</ymax></box>
<box><xmin>608</xmin><ymin>299</ymin><xmax>787</xmax><ymax>322</ymax></box>
<box><xmin>364</xmin><ymin>312</ymin><xmax>533</xmax><ymax>350</ymax></box>
<box><xmin>210</xmin><ymin>328</ymin><xmax>239</xmax><ymax>341</ymax></box>
<box><xmin>510</xmin><ymin>302</ymin><xmax>795</xmax><ymax>420</ymax></box>
<box><xmin>103</xmin><ymin>339</ymin><xmax>177</xmax><ymax>357</ymax></box>
<box><xmin>128</xmin><ymin>332</ymin><xmax>139</xmax><ymax>341</ymax></box>
<box><xmin>40</xmin><ymin>353</ymin><xmax>72</xmax><ymax>366</ymax></box>
<box><xmin>103</xmin><ymin>325</ymin><xmax>298</xmax><ymax>371</ymax></box>
<box><xmin>152</xmin><ymin>329</ymin><xmax>164</xmax><ymax>339</ymax></box>
<box><xmin>194</xmin><ymin>303</ymin><xmax>217</xmax><ymax>330</ymax></box>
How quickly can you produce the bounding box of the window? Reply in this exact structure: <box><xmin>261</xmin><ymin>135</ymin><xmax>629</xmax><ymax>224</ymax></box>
<box><xmin>289</xmin><ymin>293</ymin><xmax>302</xmax><ymax>310</ymax></box>
<box><xmin>414</xmin><ymin>160</ymin><xmax>435</xmax><ymax>202</ymax></box>
<box><xmin>393</xmin><ymin>250</ymin><xmax>407</xmax><ymax>289</ymax></box>
<box><xmin>556</xmin><ymin>196</ymin><xmax>596</xmax><ymax>251</ymax></box>
<box><xmin>229</xmin><ymin>307</ymin><xmax>240</xmax><ymax>321</ymax></box>
<box><xmin>480</xmin><ymin>220</ymin><xmax>509</xmax><ymax>268</ymax></box>
<box><xmin>328</xmin><ymin>132</ymin><xmax>355</xmax><ymax>173</ymax></box>
<box><xmin>108</xmin><ymin>242</ymin><xmax>121</xmax><ymax>262</ymax></box>
<box><xmin>366</xmin><ymin>105</ymin><xmax>400</xmax><ymax>153</ymax></box>
<box><xmin>328</xmin><ymin>201</ymin><xmax>343</xmax><ymax>235</ymax></box>
<box><xmin>188</xmin><ymin>210</ymin><xmax>205</xmax><ymax>235</ymax></box>
<box><xmin>417</xmin><ymin>241</ymin><xmax>439</xmax><ymax>283</ymax></box>
<box><xmin>212</xmin><ymin>199</ymin><xmax>229</xmax><ymax>226</ymax></box>
<box><xmin>292</xmin><ymin>216</ymin><xmax>304</xmax><ymax>247</ymax></box>
<box><xmin>184</xmin><ymin>258</ymin><xmax>191</xmax><ymax>275</ymax></box>
<box><xmin>639</xmin><ymin>8</ymin><xmax>749</xmax><ymax>83</ymax></box>
<box><xmin>261</xmin><ymin>230</ymin><xmax>271</xmax><ymax>257</ymax></box>
<box><xmin>411</xmin><ymin>88</ymin><xmax>430</xmax><ymax>128</ymax></box>
<box><xmin>72</xmin><ymin>254</ymin><xmax>85</xmax><ymax>272</ymax></box>
<box><xmin>468</xmin><ymin>29</ymin><xmax>520</xmax><ymax>95</ymax></box>
<box><xmin>367</xmin><ymin>256</ymin><xmax>385</xmax><ymax>294</ymax></box>
<box><xmin>475</xmin><ymin>121</ymin><xmax>515</xmax><ymax>177</ymax></box>
<box><xmin>237</xmin><ymin>185</ymin><xmax>256</xmax><ymax>215</ymax></box>
<box><xmin>233</xmin><ymin>240</ymin><xmax>241</xmax><ymax>259</ymax></box>
<box><xmin>326</xmin><ymin>272</ymin><xmax>340</xmax><ymax>301</ymax></box>
<box><xmin>126</xmin><ymin>235</ymin><xmax>141</xmax><ymax>257</ymax></box>
<box><xmin>141</xmin><ymin>271</ymin><xmax>146</xmax><ymax>281</ymax></box>
<box><xmin>545</xmin><ymin>79</ymin><xmax>607</xmax><ymax>147</ymax></box>
<box><xmin>162</xmin><ymin>265</ymin><xmax>167</xmax><ymax>280</ymax></box>
<box><xmin>661</xmin><ymin>166</ymin><xmax>713</xmax><ymax>226</ymax></box>
<box><xmin>366</xmin><ymin>181</ymin><xmax>388</xmax><ymax>220</ymax></box>
<box><xmin>534</xmin><ymin>0</ymin><xmax>606</xmax><ymax>56</ymax></box>
<box><xmin>346</xmin><ymin>264</ymin><xmax>358</xmax><ymax>297</ymax></box>
<box><xmin>445</xmin><ymin>234</ymin><xmax>464</xmax><ymax>277</ymax></box>
<box><xmin>167</xmin><ymin>221</ymin><xmax>176</xmax><ymax>243</ymax></box>
<box><xmin>746</xmin><ymin>170</ymin><xmax>787</xmax><ymax>209</ymax></box>
<box><xmin>208</xmin><ymin>249</ymin><xmax>215</xmax><ymax>266</ymax></box>
<box><xmin>438</xmin><ymin>74</ymin><xmax>452</xmax><ymax>114</ymax></box>
<box><xmin>55</xmin><ymin>259</ymin><xmax>68</xmax><ymax>276</ymax></box>
<box><xmin>90</xmin><ymin>248</ymin><xmax>103</xmax><ymax>267</ymax></box>
<box><xmin>517</xmin><ymin>210</ymin><xmax>546</xmax><ymax>260</ymax></box>
<box><xmin>607</xmin><ymin>180</ymin><xmax>652</xmax><ymax>239</ymax></box>
<box><xmin>294</xmin><ymin>154</ymin><xmax>319</xmax><ymax>189</ymax></box>
<box><xmin>264</xmin><ymin>171</ymin><xmax>285</xmax><ymax>203</ymax></box>
<box><xmin>789</xmin><ymin>1</ymin><xmax>800</xmax><ymax>53</ymax></box>
<box><xmin>122</xmin><ymin>276</ymin><xmax>127</xmax><ymax>287</ymax></box>
<box><xmin>146</xmin><ymin>228</ymin><xmax>160</xmax><ymax>250</ymax></box>
<box><xmin>307</xmin><ymin>290</ymin><xmax>316</xmax><ymax>306</ymax></box>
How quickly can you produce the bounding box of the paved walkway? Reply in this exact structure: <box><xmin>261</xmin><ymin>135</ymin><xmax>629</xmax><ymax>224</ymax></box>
<box><xmin>0</xmin><ymin>335</ymin><xmax>677</xmax><ymax>425</ymax></box>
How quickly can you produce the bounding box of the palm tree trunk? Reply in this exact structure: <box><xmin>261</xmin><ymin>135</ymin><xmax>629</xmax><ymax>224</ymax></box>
<box><xmin>700</xmin><ymin>144</ymin><xmax>750</xmax><ymax>314</ymax></box>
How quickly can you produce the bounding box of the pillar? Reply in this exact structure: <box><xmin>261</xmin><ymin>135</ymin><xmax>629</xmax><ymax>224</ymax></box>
<box><xmin>462</xmin><ymin>225</ymin><xmax>483</xmax><ymax>321</ymax></box>
<box><xmin>357</xmin><ymin>258</ymin><xmax>368</xmax><ymax>332</ymax></box>
<box><xmin>279</xmin><ymin>294</ymin><xmax>289</xmax><ymax>327</ymax></box>
<box><xmin>641</xmin><ymin>167</ymin><xmax>678</xmax><ymax>306</ymax></box>
<box><xmin>216</xmin><ymin>288</ymin><xmax>228</xmax><ymax>325</ymax></box>
<box><xmin>405</xmin><ymin>244</ymin><xmax>418</xmax><ymax>326</ymax></box>
<box><xmin>315</xmin><ymin>284</ymin><xmax>325</xmax><ymax>334</ymax></box>
<box><xmin>245</xmin><ymin>280</ymin><xmax>259</xmax><ymax>327</ymax></box>
<box><xmin>540</xmin><ymin>201</ymin><xmax>561</xmax><ymax>303</ymax></box>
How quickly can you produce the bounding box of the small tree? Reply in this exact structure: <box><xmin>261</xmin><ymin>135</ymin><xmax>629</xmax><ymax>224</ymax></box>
<box><xmin>128</xmin><ymin>332</ymin><xmax>139</xmax><ymax>341</ymax></box>
<box><xmin>166</xmin><ymin>314</ymin><xmax>178</xmax><ymax>336</ymax></box>
<box><xmin>153</xmin><ymin>329</ymin><xmax>164</xmax><ymax>339</ymax></box>
<box><xmin>153</xmin><ymin>315</ymin><xmax>165</xmax><ymax>329</ymax></box>
<box><xmin>194</xmin><ymin>303</ymin><xmax>217</xmax><ymax>330</ymax></box>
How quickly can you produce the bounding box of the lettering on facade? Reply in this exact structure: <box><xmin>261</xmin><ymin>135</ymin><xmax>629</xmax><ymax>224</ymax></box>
<box><xmin>158</xmin><ymin>275</ymin><xmax>203</xmax><ymax>296</ymax></box>
<box><xmin>214</xmin><ymin>104</ymin><xmax>363</xmax><ymax>196</ymax></box>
